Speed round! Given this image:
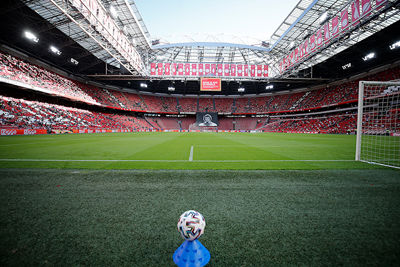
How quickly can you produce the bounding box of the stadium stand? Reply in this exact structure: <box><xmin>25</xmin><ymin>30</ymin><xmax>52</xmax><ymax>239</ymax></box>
<box><xmin>260</xmin><ymin>113</ymin><xmax>357</xmax><ymax>134</ymax></box>
<box><xmin>234</xmin><ymin>117</ymin><xmax>260</xmax><ymax>131</ymax></box>
<box><xmin>161</xmin><ymin>96</ymin><xmax>178</xmax><ymax>113</ymax></box>
<box><xmin>0</xmin><ymin>50</ymin><xmax>399</xmax><ymax>135</ymax></box>
<box><xmin>177</xmin><ymin>97</ymin><xmax>198</xmax><ymax>113</ymax></box>
<box><xmin>362</xmin><ymin>109</ymin><xmax>400</xmax><ymax>135</ymax></box>
<box><xmin>214</xmin><ymin>98</ymin><xmax>234</xmax><ymax>113</ymax></box>
<box><xmin>0</xmin><ymin>52</ymin><xmax>98</xmax><ymax>104</ymax></box>
<box><xmin>216</xmin><ymin>117</ymin><xmax>231</xmax><ymax>130</ymax></box>
<box><xmin>178</xmin><ymin>117</ymin><xmax>196</xmax><ymax>130</ymax></box>
<box><xmin>198</xmin><ymin>98</ymin><xmax>215</xmax><ymax>112</ymax></box>
<box><xmin>0</xmin><ymin>95</ymin><xmax>152</xmax><ymax>132</ymax></box>
<box><xmin>2</xmin><ymin>51</ymin><xmax>399</xmax><ymax>116</ymax></box>
<box><xmin>150</xmin><ymin>117</ymin><xmax>179</xmax><ymax>130</ymax></box>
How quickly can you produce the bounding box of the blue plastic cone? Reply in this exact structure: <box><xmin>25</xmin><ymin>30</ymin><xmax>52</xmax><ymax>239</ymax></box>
<box><xmin>173</xmin><ymin>239</ymin><xmax>210</xmax><ymax>267</ymax></box>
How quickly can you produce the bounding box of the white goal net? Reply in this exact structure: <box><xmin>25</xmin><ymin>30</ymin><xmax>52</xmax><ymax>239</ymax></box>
<box><xmin>356</xmin><ymin>81</ymin><xmax>400</xmax><ymax>169</ymax></box>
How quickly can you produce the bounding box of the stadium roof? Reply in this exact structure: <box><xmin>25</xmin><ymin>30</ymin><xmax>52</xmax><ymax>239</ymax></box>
<box><xmin>269</xmin><ymin>0</ymin><xmax>400</xmax><ymax>76</ymax></box>
<box><xmin>133</xmin><ymin>0</ymin><xmax>299</xmax><ymax>46</ymax></box>
<box><xmin>22</xmin><ymin>0</ymin><xmax>151</xmax><ymax>75</ymax></box>
<box><xmin>143</xmin><ymin>0</ymin><xmax>400</xmax><ymax>78</ymax></box>
<box><xmin>10</xmin><ymin>0</ymin><xmax>400</xmax><ymax>78</ymax></box>
<box><xmin>0</xmin><ymin>0</ymin><xmax>399</xmax><ymax>95</ymax></box>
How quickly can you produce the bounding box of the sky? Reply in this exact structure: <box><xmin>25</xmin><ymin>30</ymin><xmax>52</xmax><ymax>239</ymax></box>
<box><xmin>134</xmin><ymin>0</ymin><xmax>300</xmax><ymax>46</ymax></box>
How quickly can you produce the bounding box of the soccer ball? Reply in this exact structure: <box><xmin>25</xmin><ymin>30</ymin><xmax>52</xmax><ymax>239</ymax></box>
<box><xmin>177</xmin><ymin>210</ymin><xmax>206</xmax><ymax>241</ymax></box>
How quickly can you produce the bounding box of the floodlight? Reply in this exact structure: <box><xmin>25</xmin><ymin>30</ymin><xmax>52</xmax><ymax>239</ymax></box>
<box><xmin>168</xmin><ymin>86</ymin><xmax>175</xmax><ymax>91</ymax></box>
<box><xmin>24</xmin><ymin>31</ymin><xmax>39</xmax><ymax>43</ymax></box>
<box><xmin>342</xmin><ymin>63</ymin><xmax>351</xmax><ymax>70</ymax></box>
<box><xmin>50</xmin><ymin>46</ymin><xmax>61</xmax><ymax>55</ymax></box>
<box><xmin>319</xmin><ymin>11</ymin><xmax>330</xmax><ymax>24</ymax></box>
<box><xmin>238</xmin><ymin>87</ymin><xmax>245</xmax><ymax>92</ymax></box>
<box><xmin>303</xmin><ymin>30</ymin><xmax>311</xmax><ymax>40</ymax></box>
<box><xmin>266</xmin><ymin>85</ymin><xmax>274</xmax><ymax>90</ymax></box>
<box><xmin>261</xmin><ymin>41</ymin><xmax>270</xmax><ymax>48</ymax></box>
<box><xmin>140</xmin><ymin>83</ymin><xmax>148</xmax><ymax>88</ymax></box>
<box><xmin>70</xmin><ymin>58</ymin><xmax>79</xmax><ymax>65</ymax></box>
<box><xmin>389</xmin><ymin>40</ymin><xmax>400</xmax><ymax>50</ymax></box>
<box><xmin>109</xmin><ymin>5</ymin><xmax>118</xmax><ymax>18</ymax></box>
<box><xmin>362</xmin><ymin>52</ymin><xmax>375</xmax><ymax>61</ymax></box>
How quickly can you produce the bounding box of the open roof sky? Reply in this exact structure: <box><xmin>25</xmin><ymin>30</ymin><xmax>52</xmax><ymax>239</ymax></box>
<box><xmin>134</xmin><ymin>0</ymin><xmax>299</xmax><ymax>46</ymax></box>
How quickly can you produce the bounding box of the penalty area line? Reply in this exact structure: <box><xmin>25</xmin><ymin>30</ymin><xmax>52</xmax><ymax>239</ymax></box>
<box><xmin>0</xmin><ymin>159</ymin><xmax>188</xmax><ymax>162</ymax></box>
<box><xmin>189</xmin><ymin>146</ymin><xmax>194</xmax><ymax>162</ymax></box>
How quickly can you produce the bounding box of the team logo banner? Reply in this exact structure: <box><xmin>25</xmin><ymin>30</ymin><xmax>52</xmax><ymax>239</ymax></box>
<box><xmin>341</xmin><ymin>8</ymin><xmax>349</xmax><ymax>30</ymax></box>
<box><xmin>165</xmin><ymin>63</ymin><xmax>170</xmax><ymax>75</ymax></box>
<box><xmin>352</xmin><ymin>0</ymin><xmax>361</xmax><ymax>25</ymax></box>
<box><xmin>362</xmin><ymin>0</ymin><xmax>372</xmax><ymax>16</ymax></box>
<box><xmin>376</xmin><ymin>0</ymin><xmax>387</xmax><ymax>10</ymax></box>
<box><xmin>150</xmin><ymin>63</ymin><xmax>156</xmax><ymax>75</ymax></box>
<box><xmin>331</xmin><ymin>16</ymin><xmax>339</xmax><ymax>37</ymax></box>
<box><xmin>200</xmin><ymin>78</ymin><xmax>221</xmax><ymax>91</ymax></box>
<box><xmin>149</xmin><ymin>63</ymin><xmax>268</xmax><ymax>78</ymax></box>
<box><xmin>196</xmin><ymin>112</ymin><xmax>219</xmax><ymax>127</ymax></box>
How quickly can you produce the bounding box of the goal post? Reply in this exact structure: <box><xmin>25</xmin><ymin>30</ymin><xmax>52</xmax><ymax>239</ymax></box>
<box><xmin>356</xmin><ymin>80</ymin><xmax>400</xmax><ymax>169</ymax></box>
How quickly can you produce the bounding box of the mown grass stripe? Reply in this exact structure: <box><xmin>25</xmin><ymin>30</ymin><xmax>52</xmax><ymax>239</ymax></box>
<box><xmin>0</xmin><ymin>158</ymin><xmax>354</xmax><ymax>162</ymax></box>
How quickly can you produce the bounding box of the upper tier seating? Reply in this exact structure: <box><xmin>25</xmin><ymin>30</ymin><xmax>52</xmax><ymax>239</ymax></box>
<box><xmin>1</xmin><ymin>52</ymin><xmax>399</xmax><ymax>115</ymax></box>
<box><xmin>0</xmin><ymin>95</ymin><xmax>151</xmax><ymax>131</ymax></box>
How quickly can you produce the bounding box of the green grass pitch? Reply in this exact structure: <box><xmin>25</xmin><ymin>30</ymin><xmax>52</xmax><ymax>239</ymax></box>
<box><xmin>1</xmin><ymin>132</ymin><xmax>400</xmax><ymax>266</ymax></box>
<box><xmin>0</xmin><ymin>132</ymin><xmax>383</xmax><ymax>169</ymax></box>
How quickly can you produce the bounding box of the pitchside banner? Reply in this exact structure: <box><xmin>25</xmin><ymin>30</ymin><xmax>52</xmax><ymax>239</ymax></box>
<box><xmin>0</xmin><ymin>129</ymin><xmax>47</xmax><ymax>136</ymax></box>
<box><xmin>200</xmin><ymin>78</ymin><xmax>221</xmax><ymax>91</ymax></box>
<box><xmin>196</xmin><ymin>112</ymin><xmax>219</xmax><ymax>127</ymax></box>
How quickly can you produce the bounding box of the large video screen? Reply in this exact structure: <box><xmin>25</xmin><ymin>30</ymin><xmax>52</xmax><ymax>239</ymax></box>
<box><xmin>196</xmin><ymin>112</ymin><xmax>219</xmax><ymax>127</ymax></box>
<box><xmin>200</xmin><ymin>78</ymin><xmax>221</xmax><ymax>91</ymax></box>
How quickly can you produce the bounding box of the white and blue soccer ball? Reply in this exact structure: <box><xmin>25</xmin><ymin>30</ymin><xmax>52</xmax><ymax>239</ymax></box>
<box><xmin>177</xmin><ymin>210</ymin><xmax>206</xmax><ymax>241</ymax></box>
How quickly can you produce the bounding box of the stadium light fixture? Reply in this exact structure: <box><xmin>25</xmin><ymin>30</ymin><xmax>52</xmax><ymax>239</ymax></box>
<box><xmin>319</xmin><ymin>11</ymin><xmax>330</xmax><ymax>25</ymax></box>
<box><xmin>266</xmin><ymin>85</ymin><xmax>274</xmax><ymax>90</ymax></box>
<box><xmin>24</xmin><ymin>31</ymin><xmax>39</xmax><ymax>43</ymax></box>
<box><xmin>389</xmin><ymin>40</ymin><xmax>400</xmax><ymax>50</ymax></box>
<box><xmin>168</xmin><ymin>86</ymin><xmax>175</xmax><ymax>91</ymax></box>
<box><xmin>109</xmin><ymin>5</ymin><xmax>118</xmax><ymax>18</ymax></box>
<box><xmin>49</xmin><ymin>46</ymin><xmax>61</xmax><ymax>55</ymax></box>
<box><xmin>123</xmin><ymin>25</ymin><xmax>128</xmax><ymax>34</ymax></box>
<box><xmin>303</xmin><ymin>30</ymin><xmax>311</xmax><ymax>40</ymax></box>
<box><xmin>70</xmin><ymin>58</ymin><xmax>79</xmax><ymax>65</ymax></box>
<box><xmin>342</xmin><ymin>63</ymin><xmax>352</xmax><ymax>70</ymax></box>
<box><xmin>238</xmin><ymin>87</ymin><xmax>245</xmax><ymax>92</ymax></box>
<box><xmin>261</xmin><ymin>41</ymin><xmax>270</xmax><ymax>48</ymax></box>
<box><xmin>362</xmin><ymin>52</ymin><xmax>375</xmax><ymax>61</ymax></box>
<box><xmin>140</xmin><ymin>82</ymin><xmax>148</xmax><ymax>88</ymax></box>
<box><xmin>152</xmin><ymin>39</ymin><xmax>160</xmax><ymax>46</ymax></box>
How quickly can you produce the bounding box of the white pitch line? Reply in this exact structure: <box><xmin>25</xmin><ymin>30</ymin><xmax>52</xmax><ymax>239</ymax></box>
<box><xmin>189</xmin><ymin>146</ymin><xmax>194</xmax><ymax>162</ymax></box>
<box><xmin>0</xmin><ymin>159</ymin><xmax>187</xmax><ymax>162</ymax></box>
<box><xmin>192</xmin><ymin>160</ymin><xmax>355</xmax><ymax>162</ymax></box>
<box><xmin>0</xmin><ymin>159</ymin><xmax>355</xmax><ymax>162</ymax></box>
